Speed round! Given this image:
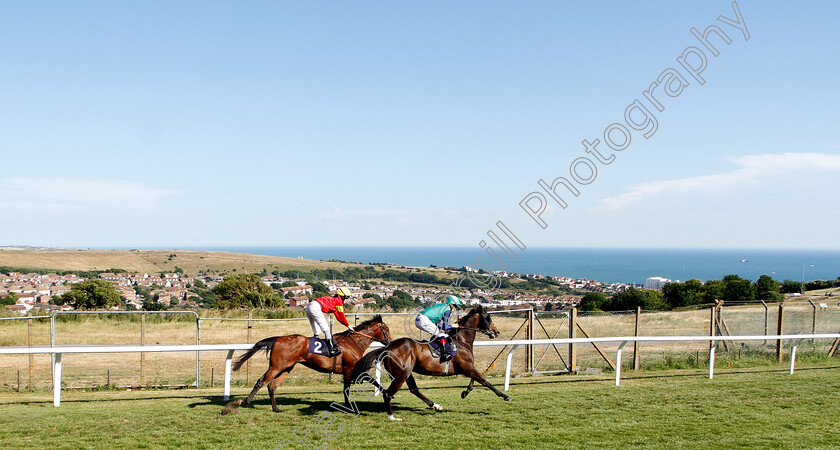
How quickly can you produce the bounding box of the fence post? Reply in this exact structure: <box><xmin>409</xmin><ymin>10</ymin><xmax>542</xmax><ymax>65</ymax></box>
<box><xmin>568</xmin><ymin>308</ymin><xmax>577</xmax><ymax>373</ymax></box>
<box><xmin>709</xmin><ymin>304</ymin><xmax>717</xmax><ymax>354</ymax></box>
<box><xmin>760</xmin><ymin>300</ymin><xmax>768</xmax><ymax>344</ymax></box>
<box><xmin>196</xmin><ymin>317</ymin><xmax>201</xmax><ymax>388</ymax></box>
<box><xmin>140</xmin><ymin>313</ymin><xmax>145</xmax><ymax>386</ymax></box>
<box><xmin>633</xmin><ymin>306</ymin><xmax>641</xmax><ymax>371</ymax></box>
<box><xmin>528</xmin><ymin>308</ymin><xmax>534</xmax><ymax>373</ymax></box>
<box><xmin>247</xmin><ymin>311</ymin><xmax>252</xmax><ymax>385</ymax></box>
<box><xmin>777</xmin><ymin>302</ymin><xmax>785</xmax><ymax>362</ymax></box>
<box><xmin>28</xmin><ymin>318</ymin><xmax>34</xmax><ymax>390</ymax></box>
<box><xmin>807</xmin><ymin>299</ymin><xmax>817</xmax><ymax>335</ymax></box>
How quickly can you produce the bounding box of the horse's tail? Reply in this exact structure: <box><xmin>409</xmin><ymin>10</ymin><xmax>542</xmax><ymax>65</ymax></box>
<box><xmin>349</xmin><ymin>347</ymin><xmax>388</xmax><ymax>383</ymax></box>
<box><xmin>232</xmin><ymin>336</ymin><xmax>278</xmax><ymax>372</ymax></box>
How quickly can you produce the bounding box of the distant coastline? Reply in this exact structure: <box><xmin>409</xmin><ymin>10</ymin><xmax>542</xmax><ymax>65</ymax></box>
<box><xmin>90</xmin><ymin>246</ymin><xmax>840</xmax><ymax>285</ymax></box>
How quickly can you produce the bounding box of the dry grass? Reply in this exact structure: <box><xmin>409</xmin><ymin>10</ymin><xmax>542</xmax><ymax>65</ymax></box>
<box><xmin>3</xmin><ymin>302</ymin><xmax>840</xmax><ymax>391</ymax></box>
<box><xmin>0</xmin><ymin>249</ymin><xmax>353</xmax><ymax>274</ymax></box>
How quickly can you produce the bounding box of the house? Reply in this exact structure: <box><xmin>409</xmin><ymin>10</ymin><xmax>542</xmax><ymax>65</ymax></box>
<box><xmin>289</xmin><ymin>297</ymin><xmax>310</xmax><ymax>308</ymax></box>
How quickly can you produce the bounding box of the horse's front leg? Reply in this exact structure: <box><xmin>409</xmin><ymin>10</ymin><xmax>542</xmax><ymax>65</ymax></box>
<box><xmin>462</xmin><ymin>368</ymin><xmax>511</xmax><ymax>401</ymax></box>
<box><xmin>461</xmin><ymin>378</ymin><xmax>475</xmax><ymax>399</ymax></box>
<box><xmin>406</xmin><ymin>374</ymin><xmax>442</xmax><ymax>411</ymax></box>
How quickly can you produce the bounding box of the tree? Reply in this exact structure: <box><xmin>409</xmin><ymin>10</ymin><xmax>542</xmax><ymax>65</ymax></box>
<box><xmin>699</xmin><ymin>279</ymin><xmax>725</xmax><ymax>304</ymax></box>
<box><xmin>579</xmin><ymin>292</ymin><xmax>607</xmax><ymax>311</ymax></box>
<box><xmin>213</xmin><ymin>274</ymin><xmax>282</xmax><ymax>309</ymax></box>
<box><xmin>59</xmin><ymin>279</ymin><xmax>121</xmax><ymax>309</ymax></box>
<box><xmin>780</xmin><ymin>280</ymin><xmax>803</xmax><ymax>294</ymax></box>
<box><xmin>662</xmin><ymin>279</ymin><xmax>704</xmax><ymax>309</ymax></box>
<box><xmin>309</xmin><ymin>282</ymin><xmax>329</xmax><ymax>297</ymax></box>
<box><xmin>754</xmin><ymin>275</ymin><xmax>783</xmax><ymax>302</ymax></box>
<box><xmin>610</xmin><ymin>288</ymin><xmax>667</xmax><ymax>311</ymax></box>
<box><xmin>544</xmin><ymin>303</ymin><xmax>554</xmax><ymax>311</ymax></box>
<box><xmin>0</xmin><ymin>292</ymin><xmax>18</xmax><ymax>306</ymax></box>
<box><xmin>721</xmin><ymin>274</ymin><xmax>755</xmax><ymax>303</ymax></box>
<box><xmin>142</xmin><ymin>300</ymin><xmax>167</xmax><ymax>311</ymax></box>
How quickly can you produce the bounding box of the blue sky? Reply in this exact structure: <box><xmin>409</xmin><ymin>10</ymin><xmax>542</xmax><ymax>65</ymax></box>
<box><xmin>1</xmin><ymin>1</ymin><xmax>838</xmax><ymax>249</ymax></box>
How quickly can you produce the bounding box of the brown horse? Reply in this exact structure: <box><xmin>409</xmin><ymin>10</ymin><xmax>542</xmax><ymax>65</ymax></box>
<box><xmin>350</xmin><ymin>305</ymin><xmax>511</xmax><ymax>421</ymax></box>
<box><xmin>223</xmin><ymin>315</ymin><xmax>390</xmax><ymax>414</ymax></box>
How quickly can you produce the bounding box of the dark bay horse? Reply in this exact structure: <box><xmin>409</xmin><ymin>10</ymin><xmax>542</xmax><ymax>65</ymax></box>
<box><xmin>222</xmin><ymin>315</ymin><xmax>390</xmax><ymax>414</ymax></box>
<box><xmin>350</xmin><ymin>305</ymin><xmax>511</xmax><ymax>421</ymax></box>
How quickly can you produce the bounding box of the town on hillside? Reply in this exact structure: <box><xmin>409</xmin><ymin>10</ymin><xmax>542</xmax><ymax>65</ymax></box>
<box><xmin>0</xmin><ymin>266</ymin><xmax>638</xmax><ymax>314</ymax></box>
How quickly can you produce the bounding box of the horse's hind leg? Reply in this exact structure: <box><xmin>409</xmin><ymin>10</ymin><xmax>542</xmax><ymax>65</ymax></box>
<box><xmin>383</xmin><ymin>373</ymin><xmax>410</xmax><ymax>421</ymax></box>
<box><xmin>461</xmin><ymin>379</ymin><xmax>475</xmax><ymax>399</ymax></box>
<box><xmin>241</xmin><ymin>373</ymin><xmax>266</xmax><ymax>406</ymax></box>
<box><xmin>267</xmin><ymin>367</ymin><xmax>293</xmax><ymax>413</ymax></box>
<box><xmin>242</xmin><ymin>365</ymin><xmax>283</xmax><ymax>407</ymax></box>
<box><xmin>406</xmin><ymin>374</ymin><xmax>442</xmax><ymax>411</ymax></box>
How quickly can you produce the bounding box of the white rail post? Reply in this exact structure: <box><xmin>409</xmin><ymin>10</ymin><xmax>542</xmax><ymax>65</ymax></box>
<box><xmin>504</xmin><ymin>345</ymin><xmax>520</xmax><ymax>392</ymax></box>
<box><xmin>790</xmin><ymin>339</ymin><xmax>803</xmax><ymax>375</ymax></box>
<box><xmin>53</xmin><ymin>353</ymin><xmax>62</xmax><ymax>407</ymax></box>
<box><xmin>709</xmin><ymin>346</ymin><xmax>716</xmax><ymax>379</ymax></box>
<box><xmin>374</xmin><ymin>361</ymin><xmax>382</xmax><ymax>397</ymax></box>
<box><xmin>224</xmin><ymin>350</ymin><xmax>234</xmax><ymax>400</ymax></box>
<box><xmin>615</xmin><ymin>341</ymin><xmax>628</xmax><ymax>386</ymax></box>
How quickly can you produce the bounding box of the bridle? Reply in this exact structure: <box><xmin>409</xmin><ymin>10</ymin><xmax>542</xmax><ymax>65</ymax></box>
<box><xmin>454</xmin><ymin>312</ymin><xmax>497</xmax><ymax>338</ymax></box>
<box><xmin>352</xmin><ymin>322</ymin><xmax>391</xmax><ymax>345</ymax></box>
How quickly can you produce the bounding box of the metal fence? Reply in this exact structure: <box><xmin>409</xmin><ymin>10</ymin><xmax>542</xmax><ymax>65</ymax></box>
<box><xmin>3</xmin><ymin>300</ymin><xmax>840</xmax><ymax>390</ymax></box>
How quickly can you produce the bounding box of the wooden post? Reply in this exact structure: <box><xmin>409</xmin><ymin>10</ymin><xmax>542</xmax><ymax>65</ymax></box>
<box><xmin>807</xmin><ymin>299</ymin><xmax>817</xmax><ymax>335</ymax></box>
<box><xmin>140</xmin><ymin>313</ymin><xmax>146</xmax><ymax>386</ymax></box>
<box><xmin>633</xmin><ymin>306</ymin><xmax>641</xmax><ymax>370</ymax></box>
<box><xmin>568</xmin><ymin>308</ymin><xmax>577</xmax><ymax>373</ymax></box>
<box><xmin>760</xmin><ymin>300</ymin><xmax>768</xmax><ymax>344</ymax></box>
<box><xmin>211</xmin><ymin>368</ymin><xmax>215</xmax><ymax>388</ymax></box>
<box><xmin>246</xmin><ymin>311</ymin><xmax>252</xmax><ymax>384</ymax></box>
<box><xmin>28</xmin><ymin>318</ymin><xmax>34</xmax><ymax>390</ymax></box>
<box><xmin>527</xmin><ymin>308</ymin><xmax>534</xmax><ymax>373</ymax></box>
<box><xmin>107</xmin><ymin>369</ymin><xmax>110</xmax><ymax>387</ymax></box>
<box><xmin>709</xmin><ymin>304</ymin><xmax>716</xmax><ymax>353</ymax></box>
<box><xmin>776</xmin><ymin>302</ymin><xmax>785</xmax><ymax>362</ymax></box>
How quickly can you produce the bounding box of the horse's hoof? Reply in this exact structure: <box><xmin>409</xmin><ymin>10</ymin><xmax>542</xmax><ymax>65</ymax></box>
<box><xmin>461</xmin><ymin>391</ymin><xmax>469</xmax><ymax>399</ymax></box>
<box><xmin>388</xmin><ymin>415</ymin><xmax>403</xmax><ymax>421</ymax></box>
<box><xmin>432</xmin><ymin>403</ymin><xmax>443</xmax><ymax>411</ymax></box>
<box><xmin>503</xmin><ymin>396</ymin><xmax>512</xmax><ymax>402</ymax></box>
<box><xmin>272</xmin><ymin>408</ymin><xmax>281</xmax><ymax>413</ymax></box>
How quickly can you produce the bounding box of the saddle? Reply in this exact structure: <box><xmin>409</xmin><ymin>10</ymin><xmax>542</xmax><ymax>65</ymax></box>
<box><xmin>426</xmin><ymin>339</ymin><xmax>456</xmax><ymax>359</ymax></box>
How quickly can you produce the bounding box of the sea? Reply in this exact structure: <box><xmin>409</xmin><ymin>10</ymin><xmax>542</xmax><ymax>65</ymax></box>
<box><xmin>158</xmin><ymin>247</ymin><xmax>840</xmax><ymax>285</ymax></box>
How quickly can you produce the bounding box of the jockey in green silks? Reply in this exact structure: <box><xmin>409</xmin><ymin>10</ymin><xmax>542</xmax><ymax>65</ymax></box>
<box><xmin>415</xmin><ymin>295</ymin><xmax>464</xmax><ymax>362</ymax></box>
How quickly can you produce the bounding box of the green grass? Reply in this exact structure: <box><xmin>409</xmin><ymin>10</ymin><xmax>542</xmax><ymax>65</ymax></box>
<box><xmin>2</xmin><ymin>362</ymin><xmax>840</xmax><ymax>449</ymax></box>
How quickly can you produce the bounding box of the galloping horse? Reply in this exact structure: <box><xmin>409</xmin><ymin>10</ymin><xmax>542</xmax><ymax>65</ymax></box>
<box><xmin>223</xmin><ymin>315</ymin><xmax>391</xmax><ymax>414</ymax></box>
<box><xmin>351</xmin><ymin>305</ymin><xmax>511</xmax><ymax>421</ymax></box>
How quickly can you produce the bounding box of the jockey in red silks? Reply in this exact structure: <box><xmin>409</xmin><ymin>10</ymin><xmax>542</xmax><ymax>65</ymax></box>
<box><xmin>306</xmin><ymin>287</ymin><xmax>354</xmax><ymax>356</ymax></box>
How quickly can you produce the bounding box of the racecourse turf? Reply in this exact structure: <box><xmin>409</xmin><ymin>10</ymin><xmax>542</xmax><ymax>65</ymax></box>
<box><xmin>1</xmin><ymin>362</ymin><xmax>839</xmax><ymax>449</ymax></box>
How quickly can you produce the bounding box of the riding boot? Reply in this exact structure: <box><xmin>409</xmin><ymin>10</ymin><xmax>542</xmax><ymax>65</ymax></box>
<box><xmin>438</xmin><ymin>337</ymin><xmax>453</xmax><ymax>362</ymax></box>
<box><xmin>326</xmin><ymin>337</ymin><xmax>342</xmax><ymax>357</ymax></box>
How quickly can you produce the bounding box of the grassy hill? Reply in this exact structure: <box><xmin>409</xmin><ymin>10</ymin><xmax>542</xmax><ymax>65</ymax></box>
<box><xmin>0</xmin><ymin>248</ymin><xmax>463</xmax><ymax>280</ymax></box>
<box><xmin>0</xmin><ymin>249</ymin><xmax>353</xmax><ymax>275</ymax></box>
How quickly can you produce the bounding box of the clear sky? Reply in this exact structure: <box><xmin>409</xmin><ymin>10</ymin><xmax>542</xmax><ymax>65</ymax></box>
<box><xmin>1</xmin><ymin>1</ymin><xmax>838</xmax><ymax>249</ymax></box>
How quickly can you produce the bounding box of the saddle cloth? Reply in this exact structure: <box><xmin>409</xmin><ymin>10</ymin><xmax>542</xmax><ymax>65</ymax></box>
<box><xmin>427</xmin><ymin>339</ymin><xmax>457</xmax><ymax>359</ymax></box>
<box><xmin>308</xmin><ymin>337</ymin><xmax>332</xmax><ymax>356</ymax></box>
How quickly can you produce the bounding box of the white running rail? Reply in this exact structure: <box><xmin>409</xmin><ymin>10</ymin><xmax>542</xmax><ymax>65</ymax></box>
<box><xmin>2</xmin><ymin>333</ymin><xmax>838</xmax><ymax>406</ymax></box>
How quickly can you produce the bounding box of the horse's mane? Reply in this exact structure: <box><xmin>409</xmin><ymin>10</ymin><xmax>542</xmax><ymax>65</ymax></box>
<box><xmin>336</xmin><ymin>315</ymin><xmax>383</xmax><ymax>336</ymax></box>
<box><xmin>457</xmin><ymin>308</ymin><xmax>480</xmax><ymax>326</ymax></box>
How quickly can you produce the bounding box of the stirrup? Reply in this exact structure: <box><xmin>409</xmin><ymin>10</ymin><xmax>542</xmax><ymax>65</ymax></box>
<box><xmin>327</xmin><ymin>339</ymin><xmax>342</xmax><ymax>357</ymax></box>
